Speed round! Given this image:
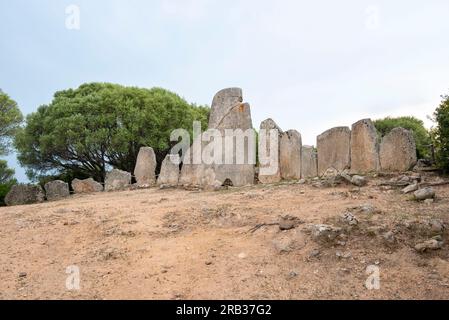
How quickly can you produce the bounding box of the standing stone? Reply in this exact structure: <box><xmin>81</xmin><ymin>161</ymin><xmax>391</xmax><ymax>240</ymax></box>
<box><xmin>105</xmin><ymin>169</ymin><xmax>131</xmax><ymax>192</ymax></box>
<box><xmin>210</xmin><ymin>88</ymin><xmax>255</xmax><ymax>187</ymax></box>
<box><xmin>317</xmin><ymin>127</ymin><xmax>351</xmax><ymax>176</ymax></box>
<box><xmin>44</xmin><ymin>180</ymin><xmax>70</xmax><ymax>201</ymax></box>
<box><xmin>157</xmin><ymin>154</ymin><xmax>180</xmax><ymax>187</ymax></box>
<box><xmin>5</xmin><ymin>185</ymin><xmax>45</xmax><ymax>206</ymax></box>
<box><xmin>301</xmin><ymin>146</ymin><xmax>318</xmax><ymax>178</ymax></box>
<box><xmin>259</xmin><ymin>118</ymin><xmax>283</xmax><ymax>184</ymax></box>
<box><xmin>179</xmin><ymin>137</ymin><xmax>207</xmax><ymax>187</ymax></box>
<box><xmin>379</xmin><ymin>127</ymin><xmax>417</xmax><ymax>172</ymax></box>
<box><xmin>180</xmin><ymin>88</ymin><xmax>255</xmax><ymax>188</ymax></box>
<box><xmin>280</xmin><ymin>130</ymin><xmax>302</xmax><ymax>180</ymax></box>
<box><xmin>208</xmin><ymin>87</ymin><xmax>249</xmax><ymax>129</ymax></box>
<box><xmin>134</xmin><ymin>147</ymin><xmax>157</xmax><ymax>187</ymax></box>
<box><xmin>72</xmin><ymin>178</ymin><xmax>103</xmax><ymax>194</ymax></box>
<box><xmin>350</xmin><ymin>119</ymin><xmax>379</xmax><ymax>173</ymax></box>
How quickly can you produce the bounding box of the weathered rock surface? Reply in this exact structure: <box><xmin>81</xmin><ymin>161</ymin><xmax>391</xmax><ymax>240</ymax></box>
<box><xmin>180</xmin><ymin>88</ymin><xmax>255</xmax><ymax>188</ymax></box>
<box><xmin>44</xmin><ymin>180</ymin><xmax>70</xmax><ymax>201</ymax></box>
<box><xmin>278</xmin><ymin>215</ymin><xmax>302</xmax><ymax>231</ymax></box>
<box><xmin>259</xmin><ymin>118</ymin><xmax>283</xmax><ymax>184</ymax></box>
<box><xmin>350</xmin><ymin>119</ymin><xmax>379</xmax><ymax>173</ymax></box>
<box><xmin>179</xmin><ymin>136</ymin><xmax>206</xmax><ymax>187</ymax></box>
<box><xmin>5</xmin><ymin>185</ymin><xmax>45</xmax><ymax>206</ymax></box>
<box><xmin>157</xmin><ymin>154</ymin><xmax>180</xmax><ymax>187</ymax></box>
<box><xmin>208</xmin><ymin>87</ymin><xmax>250</xmax><ymax>129</ymax></box>
<box><xmin>134</xmin><ymin>147</ymin><xmax>157</xmax><ymax>187</ymax></box>
<box><xmin>320</xmin><ymin>167</ymin><xmax>345</xmax><ymax>187</ymax></box>
<box><xmin>429</xmin><ymin>219</ymin><xmax>445</xmax><ymax>234</ymax></box>
<box><xmin>414</xmin><ymin>187</ymin><xmax>436</xmax><ymax>201</ymax></box>
<box><xmin>301</xmin><ymin>145</ymin><xmax>318</xmax><ymax>178</ymax></box>
<box><xmin>342</xmin><ymin>212</ymin><xmax>358</xmax><ymax>226</ymax></box>
<box><xmin>379</xmin><ymin>128</ymin><xmax>417</xmax><ymax>172</ymax></box>
<box><xmin>351</xmin><ymin>175</ymin><xmax>367</xmax><ymax>187</ymax></box>
<box><xmin>280</xmin><ymin>130</ymin><xmax>302</xmax><ymax>180</ymax></box>
<box><xmin>415</xmin><ymin>238</ymin><xmax>443</xmax><ymax>253</ymax></box>
<box><xmin>317</xmin><ymin>127</ymin><xmax>351</xmax><ymax>176</ymax></box>
<box><xmin>310</xmin><ymin>224</ymin><xmax>343</xmax><ymax>243</ymax></box>
<box><xmin>402</xmin><ymin>183</ymin><xmax>419</xmax><ymax>194</ymax></box>
<box><xmin>72</xmin><ymin>178</ymin><xmax>103</xmax><ymax>194</ymax></box>
<box><xmin>105</xmin><ymin>169</ymin><xmax>131</xmax><ymax>192</ymax></box>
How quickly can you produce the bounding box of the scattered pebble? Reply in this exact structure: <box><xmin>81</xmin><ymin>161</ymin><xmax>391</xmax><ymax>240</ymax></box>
<box><xmin>351</xmin><ymin>175</ymin><xmax>367</xmax><ymax>187</ymax></box>
<box><xmin>342</xmin><ymin>212</ymin><xmax>358</xmax><ymax>226</ymax></box>
<box><xmin>279</xmin><ymin>217</ymin><xmax>296</xmax><ymax>231</ymax></box>
<box><xmin>402</xmin><ymin>183</ymin><xmax>419</xmax><ymax>194</ymax></box>
<box><xmin>309</xmin><ymin>249</ymin><xmax>321</xmax><ymax>258</ymax></box>
<box><xmin>336</xmin><ymin>251</ymin><xmax>352</xmax><ymax>259</ymax></box>
<box><xmin>238</xmin><ymin>252</ymin><xmax>247</xmax><ymax>259</ymax></box>
<box><xmin>382</xmin><ymin>231</ymin><xmax>396</xmax><ymax>244</ymax></box>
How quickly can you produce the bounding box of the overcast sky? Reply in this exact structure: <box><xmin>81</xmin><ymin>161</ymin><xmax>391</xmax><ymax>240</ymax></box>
<box><xmin>1</xmin><ymin>0</ymin><xmax>449</xmax><ymax>182</ymax></box>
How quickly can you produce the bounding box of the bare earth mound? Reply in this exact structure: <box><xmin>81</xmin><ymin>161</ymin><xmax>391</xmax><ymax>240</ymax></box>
<box><xmin>1</xmin><ymin>175</ymin><xmax>448</xmax><ymax>300</ymax></box>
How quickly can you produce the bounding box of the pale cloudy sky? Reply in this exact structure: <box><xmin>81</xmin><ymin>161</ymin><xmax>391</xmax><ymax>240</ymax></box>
<box><xmin>1</xmin><ymin>0</ymin><xmax>449</xmax><ymax>182</ymax></box>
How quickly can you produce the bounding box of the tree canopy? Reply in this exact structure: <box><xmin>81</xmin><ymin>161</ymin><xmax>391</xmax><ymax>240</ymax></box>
<box><xmin>15</xmin><ymin>83</ymin><xmax>210</xmax><ymax>182</ymax></box>
<box><xmin>0</xmin><ymin>160</ymin><xmax>17</xmax><ymax>206</ymax></box>
<box><xmin>0</xmin><ymin>160</ymin><xmax>15</xmax><ymax>184</ymax></box>
<box><xmin>0</xmin><ymin>90</ymin><xmax>23</xmax><ymax>156</ymax></box>
<box><xmin>373</xmin><ymin>116</ymin><xmax>431</xmax><ymax>159</ymax></box>
<box><xmin>433</xmin><ymin>94</ymin><xmax>449</xmax><ymax>172</ymax></box>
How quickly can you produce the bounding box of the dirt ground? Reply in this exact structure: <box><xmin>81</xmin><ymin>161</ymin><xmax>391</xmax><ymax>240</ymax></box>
<box><xmin>1</xmin><ymin>174</ymin><xmax>448</xmax><ymax>300</ymax></box>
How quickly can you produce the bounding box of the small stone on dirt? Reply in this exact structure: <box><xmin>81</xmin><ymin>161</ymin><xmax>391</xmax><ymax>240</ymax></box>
<box><xmin>402</xmin><ymin>183</ymin><xmax>419</xmax><ymax>194</ymax></box>
<box><xmin>382</xmin><ymin>231</ymin><xmax>396</xmax><ymax>244</ymax></box>
<box><xmin>238</xmin><ymin>252</ymin><xmax>247</xmax><ymax>259</ymax></box>
<box><xmin>430</xmin><ymin>220</ymin><xmax>445</xmax><ymax>234</ymax></box>
<box><xmin>414</xmin><ymin>187</ymin><xmax>436</xmax><ymax>201</ymax></box>
<box><xmin>310</xmin><ymin>224</ymin><xmax>343</xmax><ymax>243</ymax></box>
<box><xmin>351</xmin><ymin>175</ymin><xmax>367</xmax><ymax>187</ymax></box>
<box><xmin>279</xmin><ymin>215</ymin><xmax>299</xmax><ymax>231</ymax></box>
<box><xmin>352</xmin><ymin>203</ymin><xmax>377</xmax><ymax>215</ymax></box>
<box><xmin>336</xmin><ymin>251</ymin><xmax>352</xmax><ymax>259</ymax></box>
<box><xmin>309</xmin><ymin>249</ymin><xmax>321</xmax><ymax>258</ymax></box>
<box><xmin>342</xmin><ymin>212</ymin><xmax>358</xmax><ymax>226</ymax></box>
<box><xmin>415</xmin><ymin>239</ymin><xmax>444</xmax><ymax>253</ymax></box>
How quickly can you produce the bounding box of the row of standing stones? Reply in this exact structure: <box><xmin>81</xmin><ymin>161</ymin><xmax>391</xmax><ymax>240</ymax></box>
<box><xmin>4</xmin><ymin>88</ymin><xmax>419</xmax><ymax>206</ymax></box>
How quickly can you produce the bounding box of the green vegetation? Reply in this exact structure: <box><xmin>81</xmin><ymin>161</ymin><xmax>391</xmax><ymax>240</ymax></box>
<box><xmin>0</xmin><ymin>160</ymin><xmax>17</xmax><ymax>206</ymax></box>
<box><xmin>15</xmin><ymin>83</ymin><xmax>210</xmax><ymax>182</ymax></box>
<box><xmin>0</xmin><ymin>90</ymin><xmax>23</xmax><ymax>156</ymax></box>
<box><xmin>0</xmin><ymin>90</ymin><xmax>22</xmax><ymax>205</ymax></box>
<box><xmin>433</xmin><ymin>94</ymin><xmax>449</xmax><ymax>172</ymax></box>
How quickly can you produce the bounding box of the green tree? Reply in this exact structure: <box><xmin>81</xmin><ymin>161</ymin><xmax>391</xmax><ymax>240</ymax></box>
<box><xmin>0</xmin><ymin>90</ymin><xmax>23</xmax><ymax>155</ymax></box>
<box><xmin>0</xmin><ymin>160</ymin><xmax>15</xmax><ymax>184</ymax></box>
<box><xmin>15</xmin><ymin>83</ymin><xmax>210</xmax><ymax>182</ymax></box>
<box><xmin>0</xmin><ymin>160</ymin><xmax>17</xmax><ymax>206</ymax></box>
<box><xmin>373</xmin><ymin>116</ymin><xmax>431</xmax><ymax>159</ymax></box>
<box><xmin>433</xmin><ymin>94</ymin><xmax>449</xmax><ymax>172</ymax></box>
